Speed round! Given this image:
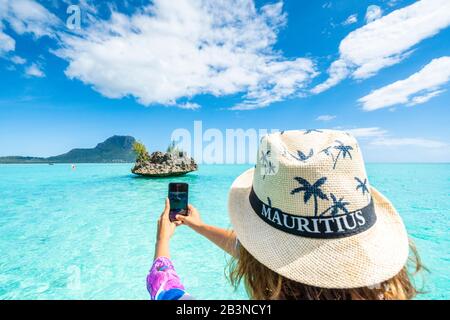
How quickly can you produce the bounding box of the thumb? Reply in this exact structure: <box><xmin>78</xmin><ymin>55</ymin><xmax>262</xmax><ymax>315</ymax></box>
<box><xmin>175</xmin><ymin>214</ymin><xmax>187</xmax><ymax>223</ymax></box>
<box><xmin>163</xmin><ymin>198</ymin><xmax>170</xmax><ymax>216</ymax></box>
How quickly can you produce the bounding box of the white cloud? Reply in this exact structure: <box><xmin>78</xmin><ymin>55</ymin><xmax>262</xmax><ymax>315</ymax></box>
<box><xmin>312</xmin><ymin>0</ymin><xmax>450</xmax><ymax>93</ymax></box>
<box><xmin>342</xmin><ymin>14</ymin><xmax>358</xmax><ymax>26</ymax></box>
<box><xmin>322</xmin><ymin>2</ymin><xmax>332</xmax><ymax>9</ymax></box>
<box><xmin>316</xmin><ymin>114</ymin><xmax>336</xmax><ymax>121</ymax></box>
<box><xmin>61</xmin><ymin>0</ymin><xmax>98</xmax><ymax>14</ymax></box>
<box><xmin>342</xmin><ymin>13</ymin><xmax>358</xmax><ymax>26</ymax></box>
<box><xmin>408</xmin><ymin>89</ymin><xmax>445</xmax><ymax>106</ymax></box>
<box><xmin>55</xmin><ymin>0</ymin><xmax>317</xmax><ymax>110</ymax></box>
<box><xmin>359</xmin><ymin>56</ymin><xmax>450</xmax><ymax>111</ymax></box>
<box><xmin>0</xmin><ymin>28</ymin><xmax>15</xmax><ymax>54</ymax></box>
<box><xmin>386</xmin><ymin>0</ymin><xmax>402</xmax><ymax>7</ymax></box>
<box><xmin>0</xmin><ymin>0</ymin><xmax>59</xmax><ymax>37</ymax></box>
<box><xmin>230</xmin><ymin>58</ymin><xmax>316</xmax><ymax>110</ymax></box>
<box><xmin>25</xmin><ymin>63</ymin><xmax>45</xmax><ymax>77</ymax></box>
<box><xmin>177</xmin><ymin>102</ymin><xmax>201</xmax><ymax>110</ymax></box>
<box><xmin>343</xmin><ymin>127</ymin><xmax>447</xmax><ymax>149</ymax></box>
<box><xmin>10</xmin><ymin>55</ymin><xmax>26</xmax><ymax>64</ymax></box>
<box><xmin>345</xmin><ymin>127</ymin><xmax>388</xmax><ymax>138</ymax></box>
<box><xmin>311</xmin><ymin>59</ymin><xmax>349</xmax><ymax>94</ymax></box>
<box><xmin>0</xmin><ymin>0</ymin><xmax>59</xmax><ymax>57</ymax></box>
<box><xmin>365</xmin><ymin>5</ymin><xmax>383</xmax><ymax>23</ymax></box>
<box><xmin>370</xmin><ymin>137</ymin><xmax>447</xmax><ymax>148</ymax></box>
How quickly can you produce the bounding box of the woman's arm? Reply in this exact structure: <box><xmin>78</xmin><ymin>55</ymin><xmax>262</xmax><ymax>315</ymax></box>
<box><xmin>192</xmin><ymin>224</ymin><xmax>237</xmax><ymax>257</ymax></box>
<box><xmin>154</xmin><ymin>198</ymin><xmax>180</xmax><ymax>260</ymax></box>
<box><xmin>176</xmin><ymin>205</ymin><xmax>238</xmax><ymax>257</ymax></box>
<box><xmin>147</xmin><ymin>199</ymin><xmax>190</xmax><ymax>300</ymax></box>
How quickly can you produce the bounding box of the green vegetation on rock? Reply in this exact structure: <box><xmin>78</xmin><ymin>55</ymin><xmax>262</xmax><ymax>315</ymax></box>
<box><xmin>133</xmin><ymin>141</ymin><xmax>150</xmax><ymax>162</ymax></box>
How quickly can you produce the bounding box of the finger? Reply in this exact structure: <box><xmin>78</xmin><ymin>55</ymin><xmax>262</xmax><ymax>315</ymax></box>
<box><xmin>162</xmin><ymin>198</ymin><xmax>170</xmax><ymax>217</ymax></box>
<box><xmin>164</xmin><ymin>198</ymin><xmax>170</xmax><ymax>213</ymax></box>
<box><xmin>174</xmin><ymin>221</ymin><xmax>183</xmax><ymax>226</ymax></box>
<box><xmin>175</xmin><ymin>214</ymin><xmax>187</xmax><ymax>222</ymax></box>
<box><xmin>187</xmin><ymin>204</ymin><xmax>195</xmax><ymax>215</ymax></box>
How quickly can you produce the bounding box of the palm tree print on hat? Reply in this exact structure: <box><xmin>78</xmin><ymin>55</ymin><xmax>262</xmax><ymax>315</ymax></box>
<box><xmin>304</xmin><ymin>129</ymin><xmax>323</xmax><ymax>134</ymax></box>
<box><xmin>320</xmin><ymin>193</ymin><xmax>350</xmax><ymax>217</ymax></box>
<box><xmin>291</xmin><ymin>177</ymin><xmax>328</xmax><ymax>217</ymax></box>
<box><xmin>290</xmin><ymin>148</ymin><xmax>314</xmax><ymax>162</ymax></box>
<box><xmin>267</xmin><ymin>197</ymin><xmax>272</xmax><ymax>207</ymax></box>
<box><xmin>260</xmin><ymin>149</ymin><xmax>277</xmax><ymax>179</ymax></box>
<box><xmin>332</xmin><ymin>140</ymin><xmax>353</xmax><ymax>169</ymax></box>
<box><xmin>321</xmin><ymin>146</ymin><xmax>335</xmax><ymax>163</ymax></box>
<box><xmin>266</xmin><ymin>161</ymin><xmax>276</xmax><ymax>175</ymax></box>
<box><xmin>260</xmin><ymin>149</ymin><xmax>270</xmax><ymax>167</ymax></box>
<box><xmin>355</xmin><ymin>177</ymin><xmax>369</xmax><ymax>196</ymax></box>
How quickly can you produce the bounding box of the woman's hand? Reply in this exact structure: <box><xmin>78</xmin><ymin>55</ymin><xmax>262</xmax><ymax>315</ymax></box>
<box><xmin>156</xmin><ymin>198</ymin><xmax>181</xmax><ymax>242</ymax></box>
<box><xmin>154</xmin><ymin>198</ymin><xmax>182</xmax><ymax>259</ymax></box>
<box><xmin>175</xmin><ymin>204</ymin><xmax>204</xmax><ymax>231</ymax></box>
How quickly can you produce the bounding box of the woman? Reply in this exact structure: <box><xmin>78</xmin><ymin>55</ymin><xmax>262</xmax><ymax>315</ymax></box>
<box><xmin>147</xmin><ymin>130</ymin><xmax>424</xmax><ymax>300</ymax></box>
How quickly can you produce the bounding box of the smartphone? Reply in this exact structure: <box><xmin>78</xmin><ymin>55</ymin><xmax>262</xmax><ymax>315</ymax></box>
<box><xmin>168</xmin><ymin>183</ymin><xmax>189</xmax><ymax>222</ymax></box>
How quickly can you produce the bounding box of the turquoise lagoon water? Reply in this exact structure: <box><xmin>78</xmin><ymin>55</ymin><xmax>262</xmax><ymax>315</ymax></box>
<box><xmin>0</xmin><ymin>164</ymin><xmax>448</xmax><ymax>300</ymax></box>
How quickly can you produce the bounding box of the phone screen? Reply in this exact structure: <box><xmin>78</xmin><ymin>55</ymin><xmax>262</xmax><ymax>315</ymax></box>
<box><xmin>168</xmin><ymin>183</ymin><xmax>188</xmax><ymax>222</ymax></box>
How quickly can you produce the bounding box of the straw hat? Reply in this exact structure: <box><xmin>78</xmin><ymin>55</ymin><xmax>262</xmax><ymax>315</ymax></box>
<box><xmin>228</xmin><ymin>129</ymin><xmax>409</xmax><ymax>289</ymax></box>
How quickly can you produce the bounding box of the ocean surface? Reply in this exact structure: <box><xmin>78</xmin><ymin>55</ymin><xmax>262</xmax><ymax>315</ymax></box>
<box><xmin>0</xmin><ymin>164</ymin><xmax>448</xmax><ymax>300</ymax></box>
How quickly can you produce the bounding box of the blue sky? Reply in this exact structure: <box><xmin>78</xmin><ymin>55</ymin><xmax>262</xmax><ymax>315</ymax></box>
<box><xmin>0</xmin><ymin>0</ymin><xmax>449</xmax><ymax>162</ymax></box>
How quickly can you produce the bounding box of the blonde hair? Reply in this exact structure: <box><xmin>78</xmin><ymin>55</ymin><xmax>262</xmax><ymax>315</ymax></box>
<box><xmin>228</xmin><ymin>240</ymin><xmax>424</xmax><ymax>300</ymax></box>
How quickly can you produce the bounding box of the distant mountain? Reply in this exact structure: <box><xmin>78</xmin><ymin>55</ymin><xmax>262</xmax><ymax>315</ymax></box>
<box><xmin>0</xmin><ymin>136</ymin><xmax>137</xmax><ymax>164</ymax></box>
